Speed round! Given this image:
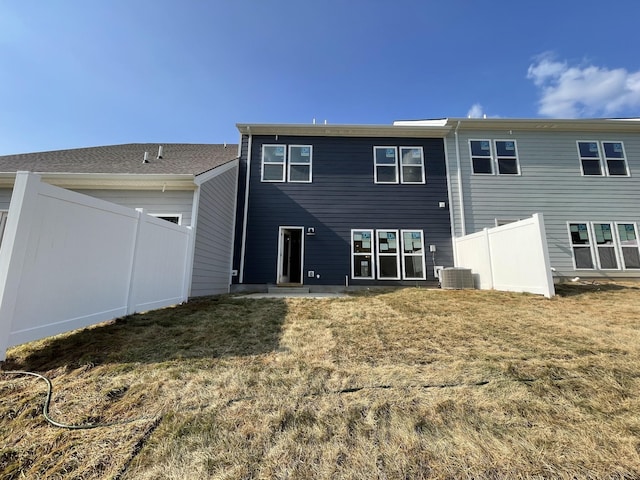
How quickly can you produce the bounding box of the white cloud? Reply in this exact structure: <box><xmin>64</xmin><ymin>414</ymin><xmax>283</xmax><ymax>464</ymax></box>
<box><xmin>466</xmin><ymin>103</ymin><xmax>484</xmax><ymax>118</ymax></box>
<box><xmin>527</xmin><ymin>53</ymin><xmax>640</xmax><ymax>118</ymax></box>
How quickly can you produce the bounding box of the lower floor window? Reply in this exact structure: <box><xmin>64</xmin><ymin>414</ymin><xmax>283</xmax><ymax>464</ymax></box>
<box><xmin>568</xmin><ymin>222</ymin><xmax>640</xmax><ymax>270</ymax></box>
<box><xmin>352</xmin><ymin>228</ymin><xmax>426</xmax><ymax>280</ymax></box>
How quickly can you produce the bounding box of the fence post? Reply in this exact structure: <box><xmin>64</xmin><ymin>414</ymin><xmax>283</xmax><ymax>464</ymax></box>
<box><xmin>125</xmin><ymin>208</ymin><xmax>145</xmax><ymax>315</ymax></box>
<box><xmin>0</xmin><ymin>172</ymin><xmax>41</xmax><ymax>361</ymax></box>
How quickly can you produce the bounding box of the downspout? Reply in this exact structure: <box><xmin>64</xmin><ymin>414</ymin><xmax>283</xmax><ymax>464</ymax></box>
<box><xmin>454</xmin><ymin>120</ymin><xmax>466</xmax><ymax>237</ymax></box>
<box><xmin>186</xmin><ymin>179</ymin><xmax>201</xmax><ymax>297</ymax></box>
<box><xmin>239</xmin><ymin>133</ymin><xmax>252</xmax><ymax>284</ymax></box>
<box><xmin>452</xmin><ymin>121</ymin><xmax>467</xmax><ymax>268</ymax></box>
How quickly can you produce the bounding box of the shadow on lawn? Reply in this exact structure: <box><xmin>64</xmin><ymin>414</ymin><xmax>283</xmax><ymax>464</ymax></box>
<box><xmin>3</xmin><ymin>296</ymin><xmax>288</xmax><ymax>372</ymax></box>
<box><xmin>554</xmin><ymin>282</ymin><xmax>640</xmax><ymax>298</ymax></box>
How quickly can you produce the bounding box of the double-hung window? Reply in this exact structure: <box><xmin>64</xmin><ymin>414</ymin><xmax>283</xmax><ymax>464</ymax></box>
<box><xmin>374</xmin><ymin>147</ymin><xmax>399</xmax><ymax>183</ymax></box>
<box><xmin>577</xmin><ymin>141</ymin><xmax>629</xmax><ymax>176</ymax></box>
<box><xmin>569</xmin><ymin>223</ymin><xmax>594</xmax><ymax>269</ymax></box>
<box><xmin>351</xmin><ymin>228</ymin><xmax>427</xmax><ymax>280</ymax></box>
<box><xmin>399</xmin><ymin>147</ymin><xmax>425</xmax><ymax>183</ymax></box>
<box><xmin>469</xmin><ymin>140</ymin><xmax>520</xmax><ymax>175</ymax></box>
<box><xmin>592</xmin><ymin>222</ymin><xmax>618</xmax><ymax>269</ymax></box>
<box><xmin>376</xmin><ymin>230</ymin><xmax>400</xmax><ymax>279</ymax></box>
<box><xmin>262</xmin><ymin>145</ymin><xmax>286</xmax><ymax>182</ymax></box>
<box><xmin>374</xmin><ymin>146</ymin><xmax>425</xmax><ymax>184</ymax></box>
<box><xmin>288</xmin><ymin>145</ymin><xmax>312</xmax><ymax>182</ymax></box>
<box><xmin>261</xmin><ymin>144</ymin><xmax>313</xmax><ymax>182</ymax></box>
<box><xmin>616</xmin><ymin>223</ymin><xmax>640</xmax><ymax>269</ymax></box>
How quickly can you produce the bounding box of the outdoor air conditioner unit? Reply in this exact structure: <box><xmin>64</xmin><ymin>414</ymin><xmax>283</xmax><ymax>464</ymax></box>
<box><xmin>440</xmin><ymin>268</ymin><xmax>474</xmax><ymax>290</ymax></box>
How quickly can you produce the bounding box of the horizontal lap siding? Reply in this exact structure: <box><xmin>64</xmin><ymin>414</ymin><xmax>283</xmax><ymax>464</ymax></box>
<box><xmin>73</xmin><ymin>189</ymin><xmax>195</xmax><ymax>226</ymax></box>
<box><xmin>191</xmin><ymin>166</ymin><xmax>238</xmax><ymax>296</ymax></box>
<box><xmin>238</xmin><ymin>135</ymin><xmax>452</xmax><ymax>285</ymax></box>
<box><xmin>0</xmin><ymin>189</ymin><xmax>11</xmax><ymax>210</ymax></box>
<box><xmin>447</xmin><ymin>129</ymin><xmax>640</xmax><ymax>277</ymax></box>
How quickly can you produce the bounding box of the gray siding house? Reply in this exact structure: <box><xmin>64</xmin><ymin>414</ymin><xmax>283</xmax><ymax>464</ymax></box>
<box><xmin>0</xmin><ymin>143</ymin><xmax>239</xmax><ymax>296</ymax></box>
<box><xmin>397</xmin><ymin>118</ymin><xmax>640</xmax><ymax>280</ymax></box>
<box><xmin>232</xmin><ymin>124</ymin><xmax>454</xmax><ymax>290</ymax></box>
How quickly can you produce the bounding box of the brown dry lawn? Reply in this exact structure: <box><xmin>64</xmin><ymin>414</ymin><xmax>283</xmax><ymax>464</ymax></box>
<box><xmin>1</xmin><ymin>283</ymin><xmax>640</xmax><ymax>479</ymax></box>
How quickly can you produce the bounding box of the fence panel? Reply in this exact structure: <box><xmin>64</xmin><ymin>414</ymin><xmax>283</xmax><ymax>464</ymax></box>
<box><xmin>0</xmin><ymin>172</ymin><xmax>192</xmax><ymax>360</ymax></box>
<box><xmin>454</xmin><ymin>214</ymin><xmax>555</xmax><ymax>298</ymax></box>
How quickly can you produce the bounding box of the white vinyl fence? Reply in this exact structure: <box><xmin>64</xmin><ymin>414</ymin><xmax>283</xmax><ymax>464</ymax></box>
<box><xmin>454</xmin><ymin>213</ymin><xmax>555</xmax><ymax>298</ymax></box>
<box><xmin>0</xmin><ymin>172</ymin><xmax>193</xmax><ymax>361</ymax></box>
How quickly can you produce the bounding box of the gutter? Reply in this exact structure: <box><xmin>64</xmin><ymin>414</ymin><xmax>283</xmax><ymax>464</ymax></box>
<box><xmin>0</xmin><ymin>172</ymin><xmax>197</xmax><ymax>191</ymax></box>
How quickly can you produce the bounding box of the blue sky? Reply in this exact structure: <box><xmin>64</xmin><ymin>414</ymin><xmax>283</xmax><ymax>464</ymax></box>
<box><xmin>1</xmin><ymin>1</ymin><xmax>640</xmax><ymax>155</ymax></box>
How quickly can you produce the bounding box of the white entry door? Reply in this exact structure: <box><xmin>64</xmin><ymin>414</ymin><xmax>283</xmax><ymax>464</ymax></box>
<box><xmin>277</xmin><ymin>226</ymin><xmax>304</xmax><ymax>285</ymax></box>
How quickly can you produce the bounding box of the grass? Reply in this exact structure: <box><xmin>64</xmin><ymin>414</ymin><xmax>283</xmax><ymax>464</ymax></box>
<box><xmin>1</xmin><ymin>283</ymin><xmax>640</xmax><ymax>479</ymax></box>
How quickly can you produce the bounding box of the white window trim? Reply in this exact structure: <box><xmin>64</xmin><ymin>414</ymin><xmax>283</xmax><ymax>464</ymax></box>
<box><xmin>567</xmin><ymin>221</ymin><xmax>596</xmax><ymax>270</ymax></box>
<box><xmin>577</xmin><ymin>140</ymin><xmax>604</xmax><ymax>176</ymax></box>
<box><xmin>577</xmin><ymin>141</ymin><xmax>630</xmax><ymax>177</ymax></box>
<box><xmin>602</xmin><ymin>141</ymin><xmax>630</xmax><ymax>177</ymax></box>
<box><xmin>261</xmin><ymin>144</ymin><xmax>286</xmax><ymax>182</ymax></box>
<box><xmin>376</xmin><ymin>229</ymin><xmax>401</xmax><ymax>280</ymax></box>
<box><xmin>149</xmin><ymin>213</ymin><xmax>183</xmax><ymax>225</ymax></box>
<box><xmin>351</xmin><ymin>229</ymin><xmax>375</xmax><ymax>279</ymax></box>
<box><xmin>469</xmin><ymin>139</ymin><xmax>494</xmax><ymax>175</ymax></box>
<box><xmin>400</xmin><ymin>229</ymin><xmax>426</xmax><ymax>280</ymax></box>
<box><xmin>399</xmin><ymin>147</ymin><xmax>426</xmax><ymax>184</ymax></box>
<box><xmin>374</xmin><ymin>146</ymin><xmax>399</xmax><ymax>184</ymax></box>
<box><xmin>614</xmin><ymin>222</ymin><xmax>640</xmax><ymax>270</ymax></box>
<box><xmin>287</xmin><ymin>145</ymin><xmax>313</xmax><ymax>183</ymax></box>
<box><xmin>591</xmin><ymin>222</ymin><xmax>621</xmax><ymax>270</ymax></box>
<box><xmin>494</xmin><ymin>139</ymin><xmax>521</xmax><ymax>175</ymax></box>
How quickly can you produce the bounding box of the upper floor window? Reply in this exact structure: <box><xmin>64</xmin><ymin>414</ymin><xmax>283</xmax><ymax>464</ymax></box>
<box><xmin>288</xmin><ymin>145</ymin><xmax>312</xmax><ymax>182</ymax></box>
<box><xmin>261</xmin><ymin>144</ymin><xmax>313</xmax><ymax>182</ymax></box>
<box><xmin>374</xmin><ymin>146</ymin><xmax>425</xmax><ymax>184</ymax></box>
<box><xmin>469</xmin><ymin>140</ymin><xmax>520</xmax><ymax>175</ymax></box>
<box><xmin>577</xmin><ymin>141</ymin><xmax>629</xmax><ymax>177</ymax></box>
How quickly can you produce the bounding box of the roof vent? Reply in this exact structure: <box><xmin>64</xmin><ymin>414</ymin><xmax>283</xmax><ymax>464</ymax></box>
<box><xmin>157</xmin><ymin>145</ymin><xmax>163</xmax><ymax>159</ymax></box>
<box><xmin>143</xmin><ymin>151</ymin><xmax>150</xmax><ymax>164</ymax></box>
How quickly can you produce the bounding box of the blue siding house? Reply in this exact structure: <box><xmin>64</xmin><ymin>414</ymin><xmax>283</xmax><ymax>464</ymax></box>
<box><xmin>232</xmin><ymin>124</ymin><xmax>454</xmax><ymax>290</ymax></box>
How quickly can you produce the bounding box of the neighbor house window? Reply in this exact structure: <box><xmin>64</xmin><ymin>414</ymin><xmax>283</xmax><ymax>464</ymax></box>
<box><xmin>352</xmin><ymin>230</ymin><xmax>374</xmax><ymax>279</ymax></box>
<box><xmin>401</xmin><ymin>230</ymin><xmax>426</xmax><ymax>280</ymax></box>
<box><xmin>494</xmin><ymin>140</ymin><xmax>519</xmax><ymax>174</ymax></box>
<box><xmin>577</xmin><ymin>141</ymin><xmax>629</xmax><ymax>176</ymax></box>
<box><xmin>603</xmin><ymin>142</ymin><xmax>629</xmax><ymax>176</ymax></box>
<box><xmin>399</xmin><ymin>147</ymin><xmax>425</xmax><ymax>183</ymax></box>
<box><xmin>288</xmin><ymin>145</ymin><xmax>312</xmax><ymax>182</ymax></box>
<box><xmin>470</xmin><ymin>140</ymin><xmax>520</xmax><ymax>175</ymax></box>
<box><xmin>569</xmin><ymin>223</ymin><xmax>594</xmax><ymax>269</ymax></box>
<box><xmin>150</xmin><ymin>214</ymin><xmax>182</xmax><ymax>225</ymax></box>
<box><xmin>374</xmin><ymin>147</ymin><xmax>399</xmax><ymax>183</ymax></box>
<box><xmin>261</xmin><ymin>145</ymin><xmax>286</xmax><ymax>182</ymax></box>
<box><xmin>593</xmin><ymin>222</ymin><xmax>618</xmax><ymax>269</ymax></box>
<box><xmin>568</xmin><ymin>221</ymin><xmax>640</xmax><ymax>271</ymax></box>
<box><xmin>470</xmin><ymin>140</ymin><xmax>493</xmax><ymax>174</ymax></box>
<box><xmin>616</xmin><ymin>223</ymin><xmax>640</xmax><ymax>269</ymax></box>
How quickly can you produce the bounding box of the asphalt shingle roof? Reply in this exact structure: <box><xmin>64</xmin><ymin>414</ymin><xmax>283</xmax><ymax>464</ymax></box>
<box><xmin>0</xmin><ymin>143</ymin><xmax>239</xmax><ymax>175</ymax></box>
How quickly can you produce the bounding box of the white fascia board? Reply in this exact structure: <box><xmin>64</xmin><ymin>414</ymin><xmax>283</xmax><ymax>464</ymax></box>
<box><xmin>194</xmin><ymin>159</ymin><xmax>239</xmax><ymax>185</ymax></box>
<box><xmin>235</xmin><ymin>123</ymin><xmax>451</xmax><ymax>138</ymax></box>
<box><xmin>0</xmin><ymin>172</ymin><xmax>196</xmax><ymax>190</ymax></box>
